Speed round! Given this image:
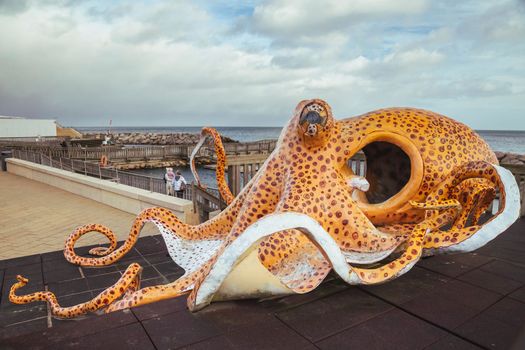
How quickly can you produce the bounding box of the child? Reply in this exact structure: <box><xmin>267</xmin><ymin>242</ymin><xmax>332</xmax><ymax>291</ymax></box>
<box><xmin>164</xmin><ymin>168</ymin><xmax>175</xmax><ymax>195</ymax></box>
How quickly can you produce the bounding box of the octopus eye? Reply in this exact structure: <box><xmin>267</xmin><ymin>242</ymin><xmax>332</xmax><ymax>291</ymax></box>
<box><xmin>299</xmin><ymin>103</ymin><xmax>328</xmax><ymax>129</ymax></box>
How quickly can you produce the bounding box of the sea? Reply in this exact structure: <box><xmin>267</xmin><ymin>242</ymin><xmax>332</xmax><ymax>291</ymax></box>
<box><xmin>75</xmin><ymin>126</ymin><xmax>525</xmax><ymax>188</ymax></box>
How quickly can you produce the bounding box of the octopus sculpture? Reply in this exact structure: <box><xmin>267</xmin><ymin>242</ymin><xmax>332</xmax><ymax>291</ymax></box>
<box><xmin>10</xmin><ymin>99</ymin><xmax>520</xmax><ymax>318</ymax></box>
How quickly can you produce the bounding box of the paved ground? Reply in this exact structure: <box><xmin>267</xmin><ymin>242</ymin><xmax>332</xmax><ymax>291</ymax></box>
<box><xmin>0</xmin><ymin>217</ymin><xmax>524</xmax><ymax>349</ymax></box>
<box><xmin>0</xmin><ymin>172</ymin><xmax>157</xmax><ymax>260</ymax></box>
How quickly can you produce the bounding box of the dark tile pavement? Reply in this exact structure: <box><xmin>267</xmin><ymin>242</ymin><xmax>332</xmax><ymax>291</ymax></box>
<box><xmin>0</xmin><ymin>219</ymin><xmax>524</xmax><ymax>349</ymax></box>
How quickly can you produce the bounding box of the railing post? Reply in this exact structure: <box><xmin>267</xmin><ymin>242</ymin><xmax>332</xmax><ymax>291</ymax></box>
<box><xmin>84</xmin><ymin>161</ymin><xmax>87</xmax><ymax>175</ymax></box>
<box><xmin>192</xmin><ymin>183</ymin><xmax>197</xmax><ymax>212</ymax></box>
<box><xmin>71</xmin><ymin>158</ymin><xmax>74</xmax><ymax>172</ymax></box>
<box><xmin>98</xmin><ymin>164</ymin><xmax>102</xmax><ymax>179</ymax></box>
<box><xmin>60</xmin><ymin>157</ymin><xmax>63</xmax><ymax>169</ymax></box>
<box><xmin>149</xmin><ymin>177</ymin><xmax>153</xmax><ymax>192</ymax></box>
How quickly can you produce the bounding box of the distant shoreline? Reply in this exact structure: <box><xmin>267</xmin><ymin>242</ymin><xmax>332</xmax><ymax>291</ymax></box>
<box><xmin>76</xmin><ymin>127</ymin><xmax>525</xmax><ymax>154</ymax></box>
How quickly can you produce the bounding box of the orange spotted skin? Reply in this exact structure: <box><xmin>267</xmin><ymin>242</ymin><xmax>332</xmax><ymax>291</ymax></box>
<box><xmin>10</xmin><ymin>99</ymin><xmax>512</xmax><ymax>317</ymax></box>
<box><xmin>10</xmin><ymin>264</ymin><xmax>142</xmax><ymax>318</ymax></box>
<box><xmin>194</xmin><ymin>127</ymin><xmax>234</xmax><ymax>205</ymax></box>
<box><xmin>339</xmin><ymin>107</ymin><xmax>497</xmax><ymax>225</ymax></box>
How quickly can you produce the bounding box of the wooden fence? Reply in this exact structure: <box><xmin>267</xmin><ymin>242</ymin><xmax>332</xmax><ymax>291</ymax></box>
<box><xmin>2</xmin><ymin>140</ymin><xmax>278</xmax><ymax>162</ymax></box>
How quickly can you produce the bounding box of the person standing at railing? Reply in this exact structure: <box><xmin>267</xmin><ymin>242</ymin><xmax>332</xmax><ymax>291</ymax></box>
<box><xmin>172</xmin><ymin>170</ymin><xmax>187</xmax><ymax>198</ymax></box>
<box><xmin>164</xmin><ymin>168</ymin><xmax>175</xmax><ymax>196</ymax></box>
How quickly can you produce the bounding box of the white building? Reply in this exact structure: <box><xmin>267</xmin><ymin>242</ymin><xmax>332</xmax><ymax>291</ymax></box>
<box><xmin>0</xmin><ymin>116</ymin><xmax>57</xmax><ymax>138</ymax></box>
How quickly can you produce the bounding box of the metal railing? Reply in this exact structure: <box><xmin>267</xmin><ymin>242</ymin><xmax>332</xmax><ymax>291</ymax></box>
<box><xmin>2</xmin><ymin>140</ymin><xmax>279</xmax><ymax>162</ymax></box>
<box><xmin>12</xmin><ymin>149</ymin><xmax>196</xmax><ymax>203</ymax></box>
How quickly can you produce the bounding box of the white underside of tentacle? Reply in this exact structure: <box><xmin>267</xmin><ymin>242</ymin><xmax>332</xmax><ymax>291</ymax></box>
<box><xmin>342</xmin><ymin>244</ymin><xmax>398</xmax><ymax>264</ymax></box>
<box><xmin>193</xmin><ymin>212</ymin><xmax>369</xmax><ymax>310</ymax></box>
<box><xmin>154</xmin><ymin>221</ymin><xmax>222</xmax><ymax>275</ymax></box>
<box><xmin>189</xmin><ymin>135</ymin><xmax>207</xmax><ymax>187</ymax></box>
<box><xmin>423</xmin><ymin>164</ymin><xmax>520</xmax><ymax>256</ymax></box>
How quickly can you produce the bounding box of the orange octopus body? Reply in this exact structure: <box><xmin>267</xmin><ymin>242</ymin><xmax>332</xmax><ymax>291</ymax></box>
<box><xmin>341</xmin><ymin>108</ymin><xmax>497</xmax><ymax>225</ymax></box>
<box><xmin>10</xmin><ymin>99</ymin><xmax>519</xmax><ymax>318</ymax></box>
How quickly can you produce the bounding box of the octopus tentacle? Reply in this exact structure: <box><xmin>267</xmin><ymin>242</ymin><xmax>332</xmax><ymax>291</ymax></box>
<box><xmin>351</xmin><ymin>205</ymin><xmax>460</xmax><ymax>284</ymax></box>
<box><xmin>187</xmin><ymin>212</ymin><xmax>363</xmax><ymax>311</ymax></box>
<box><xmin>422</xmin><ymin>162</ymin><xmax>520</xmax><ymax>254</ymax></box>
<box><xmin>470</xmin><ymin>186</ymin><xmax>496</xmax><ymax>224</ymax></box>
<box><xmin>190</xmin><ymin>127</ymin><xmax>234</xmax><ymax>204</ymax></box>
<box><xmin>257</xmin><ymin>229</ymin><xmax>332</xmax><ymax>293</ymax></box>
<box><xmin>10</xmin><ymin>263</ymin><xmax>142</xmax><ymax>318</ymax></box>
<box><xmin>64</xmin><ymin>205</ymin><xmax>242</xmax><ymax>267</ymax></box>
<box><xmin>451</xmin><ymin>178</ymin><xmax>495</xmax><ymax>229</ymax></box>
<box><xmin>105</xmin><ymin>271</ymin><xmax>197</xmax><ymax>313</ymax></box>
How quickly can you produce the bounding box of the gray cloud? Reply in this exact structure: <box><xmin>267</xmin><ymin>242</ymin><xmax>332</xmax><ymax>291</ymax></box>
<box><xmin>0</xmin><ymin>0</ymin><xmax>29</xmax><ymax>15</ymax></box>
<box><xmin>0</xmin><ymin>0</ymin><xmax>523</xmax><ymax>130</ymax></box>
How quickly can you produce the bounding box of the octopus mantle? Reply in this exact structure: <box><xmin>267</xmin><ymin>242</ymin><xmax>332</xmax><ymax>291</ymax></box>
<box><xmin>10</xmin><ymin>99</ymin><xmax>520</xmax><ymax>318</ymax></box>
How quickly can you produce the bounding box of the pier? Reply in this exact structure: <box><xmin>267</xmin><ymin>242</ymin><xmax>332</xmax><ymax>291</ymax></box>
<box><xmin>0</xmin><ymin>139</ymin><xmax>277</xmax><ymax>162</ymax></box>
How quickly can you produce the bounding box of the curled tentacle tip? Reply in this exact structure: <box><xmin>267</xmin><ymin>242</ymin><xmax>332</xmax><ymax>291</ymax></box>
<box><xmin>124</xmin><ymin>263</ymin><xmax>142</xmax><ymax>274</ymax></box>
<box><xmin>88</xmin><ymin>247</ymin><xmax>109</xmax><ymax>256</ymax></box>
<box><xmin>16</xmin><ymin>275</ymin><xmax>28</xmax><ymax>284</ymax></box>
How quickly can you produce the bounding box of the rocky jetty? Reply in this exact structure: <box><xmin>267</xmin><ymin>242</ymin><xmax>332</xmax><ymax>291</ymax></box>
<box><xmin>495</xmin><ymin>152</ymin><xmax>525</xmax><ymax>165</ymax></box>
<box><xmin>114</xmin><ymin>159</ymin><xmax>187</xmax><ymax>170</ymax></box>
<box><xmin>82</xmin><ymin>132</ymin><xmax>237</xmax><ymax>145</ymax></box>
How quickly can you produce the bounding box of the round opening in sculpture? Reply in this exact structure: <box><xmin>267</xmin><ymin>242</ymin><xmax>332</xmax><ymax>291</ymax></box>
<box><xmin>356</xmin><ymin>141</ymin><xmax>412</xmax><ymax>205</ymax></box>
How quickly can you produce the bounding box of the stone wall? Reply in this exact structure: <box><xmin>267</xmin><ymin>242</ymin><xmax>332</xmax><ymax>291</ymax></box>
<box><xmin>82</xmin><ymin>132</ymin><xmax>237</xmax><ymax>145</ymax></box>
<box><xmin>495</xmin><ymin>152</ymin><xmax>525</xmax><ymax>165</ymax></box>
<box><xmin>6</xmin><ymin>158</ymin><xmax>199</xmax><ymax>224</ymax></box>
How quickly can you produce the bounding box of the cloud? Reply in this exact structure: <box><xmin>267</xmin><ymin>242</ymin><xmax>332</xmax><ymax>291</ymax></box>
<box><xmin>0</xmin><ymin>0</ymin><xmax>523</xmax><ymax>130</ymax></box>
<box><xmin>248</xmin><ymin>0</ymin><xmax>429</xmax><ymax>37</ymax></box>
<box><xmin>0</xmin><ymin>0</ymin><xmax>28</xmax><ymax>15</ymax></box>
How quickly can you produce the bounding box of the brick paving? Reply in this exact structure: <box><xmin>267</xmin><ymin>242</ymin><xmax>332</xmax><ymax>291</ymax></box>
<box><xmin>0</xmin><ymin>217</ymin><xmax>524</xmax><ymax>349</ymax></box>
<box><xmin>0</xmin><ymin>172</ymin><xmax>157</xmax><ymax>260</ymax></box>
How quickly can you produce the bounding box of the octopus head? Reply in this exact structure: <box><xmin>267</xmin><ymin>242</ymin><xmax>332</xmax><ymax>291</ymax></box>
<box><xmin>297</xmin><ymin>100</ymin><xmax>334</xmax><ymax>148</ymax></box>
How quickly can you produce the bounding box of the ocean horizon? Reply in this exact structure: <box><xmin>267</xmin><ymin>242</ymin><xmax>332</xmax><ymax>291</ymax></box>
<box><xmin>75</xmin><ymin>126</ymin><xmax>525</xmax><ymax>154</ymax></box>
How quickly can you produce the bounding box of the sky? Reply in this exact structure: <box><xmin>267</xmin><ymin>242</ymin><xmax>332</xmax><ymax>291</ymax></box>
<box><xmin>0</xmin><ymin>0</ymin><xmax>524</xmax><ymax>129</ymax></box>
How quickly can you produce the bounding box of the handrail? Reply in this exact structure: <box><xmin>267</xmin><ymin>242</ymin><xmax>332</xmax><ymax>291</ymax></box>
<box><xmin>10</xmin><ymin>149</ymin><xmax>221</xmax><ymax>208</ymax></box>
<box><xmin>1</xmin><ymin>140</ymin><xmax>278</xmax><ymax>158</ymax></box>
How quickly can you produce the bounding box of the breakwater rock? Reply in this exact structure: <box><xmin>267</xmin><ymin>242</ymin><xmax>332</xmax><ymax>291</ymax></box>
<box><xmin>82</xmin><ymin>132</ymin><xmax>237</xmax><ymax>145</ymax></box>
<box><xmin>114</xmin><ymin>159</ymin><xmax>187</xmax><ymax>170</ymax></box>
<box><xmin>495</xmin><ymin>152</ymin><xmax>525</xmax><ymax>165</ymax></box>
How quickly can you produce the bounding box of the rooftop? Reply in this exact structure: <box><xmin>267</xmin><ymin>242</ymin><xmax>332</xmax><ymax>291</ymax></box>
<box><xmin>0</xmin><ymin>218</ymin><xmax>524</xmax><ymax>349</ymax></box>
